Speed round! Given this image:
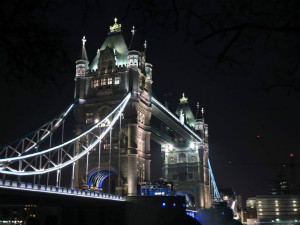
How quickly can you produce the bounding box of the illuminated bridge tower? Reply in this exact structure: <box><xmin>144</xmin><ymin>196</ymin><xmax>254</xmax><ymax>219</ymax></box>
<box><xmin>162</xmin><ymin>94</ymin><xmax>211</xmax><ymax>209</ymax></box>
<box><xmin>73</xmin><ymin>19</ymin><xmax>152</xmax><ymax>196</ymax></box>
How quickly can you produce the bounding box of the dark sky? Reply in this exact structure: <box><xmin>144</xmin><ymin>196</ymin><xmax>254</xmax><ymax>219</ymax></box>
<box><xmin>0</xmin><ymin>0</ymin><xmax>299</xmax><ymax>201</ymax></box>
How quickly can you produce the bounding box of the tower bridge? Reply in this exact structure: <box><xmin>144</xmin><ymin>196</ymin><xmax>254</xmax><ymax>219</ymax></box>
<box><xmin>0</xmin><ymin>18</ymin><xmax>221</xmax><ymax>215</ymax></box>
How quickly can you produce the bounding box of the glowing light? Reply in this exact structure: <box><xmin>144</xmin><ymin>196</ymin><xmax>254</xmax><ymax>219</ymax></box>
<box><xmin>2</xmin><ymin>94</ymin><xmax>129</xmax><ymax>164</ymax></box>
<box><xmin>190</xmin><ymin>142</ymin><xmax>195</xmax><ymax>149</ymax></box>
<box><xmin>290</xmin><ymin>153</ymin><xmax>294</xmax><ymax>157</ymax></box>
<box><xmin>109</xmin><ymin>18</ymin><xmax>121</xmax><ymax>33</ymax></box>
<box><xmin>168</xmin><ymin>145</ymin><xmax>174</xmax><ymax>151</ymax></box>
<box><xmin>94</xmin><ymin>118</ymin><xmax>99</xmax><ymax>123</ymax></box>
<box><xmin>231</xmin><ymin>200</ymin><xmax>236</xmax><ymax>210</ymax></box>
<box><xmin>173</xmin><ymin>203</ymin><xmax>176</xmax><ymax>207</ymax></box>
<box><xmin>162</xmin><ymin>202</ymin><xmax>166</xmax><ymax>207</ymax></box>
<box><xmin>0</xmin><ymin>179</ymin><xmax>124</xmax><ymax>202</ymax></box>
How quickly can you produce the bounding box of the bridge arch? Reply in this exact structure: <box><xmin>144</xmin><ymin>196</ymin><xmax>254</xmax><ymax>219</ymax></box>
<box><xmin>87</xmin><ymin>168</ymin><xmax>118</xmax><ymax>193</ymax></box>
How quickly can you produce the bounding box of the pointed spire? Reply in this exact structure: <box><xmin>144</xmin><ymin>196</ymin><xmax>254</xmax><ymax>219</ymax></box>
<box><xmin>81</xmin><ymin>35</ymin><xmax>88</xmax><ymax>61</ymax></box>
<box><xmin>144</xmin><ymin>40</ymin><xmax>147</xmax><ymax>51</ymax></box>
<box><xmin>131</xmin><ymin>26</ymin><xmax>136</xmax><ymax>36</ymax></box>
<box><xmin>196</xmin><ymin>102</ymin><xmax>200</xmax><ymax>119</ymax></box>
<box><xmin>201</xmin><ymin>107</ymin><xmax>204</xmax><ymax>119</ymax></box>
<box><xmin>82</xmin><ymin>36</ymin><xmax>86</xmax><ymax>46</ymax></box>
<box><xmin>129</xmin><ymin>26</ymin><xmax>136</xmax><ymax>50</ymax></box>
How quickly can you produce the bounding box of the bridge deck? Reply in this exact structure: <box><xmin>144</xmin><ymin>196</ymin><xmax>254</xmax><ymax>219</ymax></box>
<box><xmin>0</xmin><ymin>178</ymin><xmax>124</xmax><ymax>201</ymax></box>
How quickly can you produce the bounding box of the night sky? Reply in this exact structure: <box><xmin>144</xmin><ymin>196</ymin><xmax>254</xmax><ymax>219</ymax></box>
<box><xmin>1</xmin><ymin>0</ymin><xmax>299</xmax><ymax>201</ymax></box>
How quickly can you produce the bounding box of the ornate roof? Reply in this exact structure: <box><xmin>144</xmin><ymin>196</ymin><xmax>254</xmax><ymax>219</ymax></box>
<box><xmin>176</xmin><ymin>93</ymin><xmax>196</xmax><ymax>127</ymax></box>
<box><xmin>90</xmin><ymin>19</ymin><xmax>128</xmax><ymax>71</ymax></box>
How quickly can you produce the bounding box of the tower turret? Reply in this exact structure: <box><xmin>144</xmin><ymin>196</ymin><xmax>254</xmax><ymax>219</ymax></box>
<box><xmin>75</xmin><ymin>36</ymin><xmax>89</xmax><ymax>77</ymax></box>
<box><xmin>127</xmin><ymin>26</ymin><xmax>145</xmax><ymax>71</ymax></box>
<box><xmin>145</xmin><ymin>62</ymin><xmax>153</xmax><ymax>82</ymax></box>
<box><xmin>175</xmin><ymin>93</ymin><xmax>195</xmax><ymax>127</ymax></box>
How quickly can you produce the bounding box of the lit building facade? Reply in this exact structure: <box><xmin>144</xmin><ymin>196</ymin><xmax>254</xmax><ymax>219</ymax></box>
<box><xmin>73</xmin><ymin>19</ymin><xmax>214</xmax><ymax>208</ymax></box>
<box><xmin>158</xmin><ymin>94</ymin><xmax>211</xmax><ymax>208</ymax></box>
<box><xmin>73</xmin><ymin>19</ymin><xmax>152</xmax><ymax>196</ymax></box>
<box><xmin>246</xmin><ymin>195</ymin><xmax>300</xmax><ymax>224</ymax></box>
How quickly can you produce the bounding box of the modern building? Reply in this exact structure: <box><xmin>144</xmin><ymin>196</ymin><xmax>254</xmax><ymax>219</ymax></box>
<box><xmin>246</xmin><ymin>195</ymin><xmax>300</xmax><ymax>224</ymax></box>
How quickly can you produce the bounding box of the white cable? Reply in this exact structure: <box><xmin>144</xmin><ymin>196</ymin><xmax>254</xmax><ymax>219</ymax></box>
<box><xmin>0</xmin><ymin>94</ymin><xmax>130</xmax><ymax>163</ymax></box>
<box><xmin>0</xmin><ymin>93</ymin><xmax>131</xmax><ymax>175</ymax></box>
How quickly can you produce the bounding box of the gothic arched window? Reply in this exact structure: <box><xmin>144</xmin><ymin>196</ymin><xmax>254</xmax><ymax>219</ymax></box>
<box><xmin>179</xmin><ymin>153</ymin><xmax>187</xmax><ymax>163</ymax></box>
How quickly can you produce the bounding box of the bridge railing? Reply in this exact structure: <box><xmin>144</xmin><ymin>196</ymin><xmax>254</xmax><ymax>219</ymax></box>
<box><xmin>0</xmin><ymin>178</ymin><xmax>124</xmax><ymax>201</ymax></box>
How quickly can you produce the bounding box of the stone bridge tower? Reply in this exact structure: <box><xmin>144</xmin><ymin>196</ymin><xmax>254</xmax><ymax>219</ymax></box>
<box><xmin>73</xmin><ymin>19</ymin><xmax>152</xmax><ymax>196</ymax></box>
<box><xmin>161</xmin><ymin>94</ymin><xmax>211</xmax><ymax>208</ymax></box>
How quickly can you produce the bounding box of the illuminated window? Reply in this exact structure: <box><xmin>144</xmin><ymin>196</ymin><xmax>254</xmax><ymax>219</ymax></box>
<box><xmin>101</xmin><ymin>78</ymin><xmax>106</xmax><ymax>86</ymax></box>
<box><xmin>103</xmin><ymin>139</ymin><xmax>110</xmax><ymax>149</ymax></box>
<box><xmin>86</xmin><ymin>112</ymin><xmax>93</xmax><ymax>123</ymax></box>
<box><xmin>115</xmin><ymin>76</ymin><xmax>120</xmax><ymax>85</ymax></box>
<box><xmin>170</xmin><ymin>157</ymin><xmax>175</xmax><ymax>164</ymax></box>
<box><xmin>138</xmin><ymin>111</ymin><xmax>145</xmax><ymax>124</ymax></box>
<box><xmin>179</xmin><ymin>153</ymin><xmax>187</xmax><ymax>163</ymax></box>
<box><xmin>190</xmin><ymin>156</ymin><xmax>196</xmax><ymax>162</ymax></box>
<box><xmin>92</xmin><ymin>80</ymin><xmax>99</xmax><ymax>88</ymax></box>
<box><xmin>108</xmin><ymin>77</ymin><xmax>112</xmax><ymax>85</ymax></box>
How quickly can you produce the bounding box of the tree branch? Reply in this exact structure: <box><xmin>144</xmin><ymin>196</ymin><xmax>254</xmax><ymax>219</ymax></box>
<box><xmin>195</xmin><ymin>23</ymin><xmax>300</xmax><ymax>44</ymax></box>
